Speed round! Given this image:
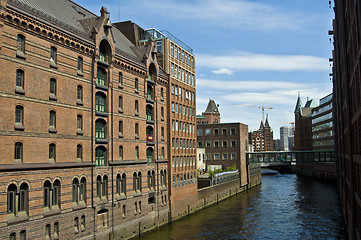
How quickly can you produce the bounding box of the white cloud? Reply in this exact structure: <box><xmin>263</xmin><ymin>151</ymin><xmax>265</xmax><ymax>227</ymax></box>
<box><xmin>104</xmin><ymin>0</ymin><xmax>320</xmax><ymax>31</ymax></box>
<box><xmin>197</xmin><ymin>52</ymin><xmax>329</xmax><ymax>71</ymax></box>
<box><xmin>211</xmin><ymin>68</ymin><xmax>234</xmax><ymax>75</ymax></box>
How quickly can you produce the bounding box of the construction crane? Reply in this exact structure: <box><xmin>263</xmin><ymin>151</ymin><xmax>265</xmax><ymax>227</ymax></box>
<box><xmin>232</xmin><ymin>103</ymin><xmax>273</xmax><ymax>123</ymax></box>
<box><xmin>274</xmin><ymin>121</ymin><xmax>295</xmax><ymax>127</ymax></box>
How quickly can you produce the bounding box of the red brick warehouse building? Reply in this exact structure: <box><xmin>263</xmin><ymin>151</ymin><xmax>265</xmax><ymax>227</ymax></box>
<box><xmin>0</xmin><ymin>0</ymin><xmax>173</xmax><ymax>239</ymax></box>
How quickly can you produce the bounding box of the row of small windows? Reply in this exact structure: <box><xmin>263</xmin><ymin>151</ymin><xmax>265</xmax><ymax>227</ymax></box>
<box><xmin>171</xmin><ymin>102</ymin><xmax>195</xmax><ymax>118</ymax></box>
<box><xmin>171</xmin><ymin>84</ymin><xmax>195</xmax><ymax>102</ymax></box>
<box><xmin>198</xmin><ymin>140</ymin><xmax>237</xmax><ymax>148</ymax></box>
<box><xmin>171</xmin><ymin>156</ymin><xmax>196</xmax><ymax>169</ymax></box>
<box><xmin>170</xmin><ymin>42</ymin><xmax>195</xmax><ymax>68</ymax></box>
<box><xmin>172</xmin><ymin>120</ymin><xmax>195</xmax><ymax>135</ymax></box>
<box><xmin>17</xmin><ymin>34</ymin><xmax>84</xmax><ymax>75</ymax></box>
<box><xmin>14</xmin><ymin>142</ymin><xmax>159</xmax><ymax>164</ymax></box>
<box><xmin>14</xmin><ymin>105</ymin><xmax>162</xmax><ymax>140</ymax></box>
<box><xmin>212</xmin><ymin>153</ymin><xmax>237</xmax><ymax>161</ymax></box>
<box><xmin>15</xmin><ymin>69</ymin><xmax>85</xmax><ymax>106</ymax></box>
<box><xmin>7</xmin><ymin>170</ymin><xmax>166</xmax><ymax>220</ymax></box>
<box><xmin>170</xmin><ymin>63</ymin><xmax>195</xmax><ymax>86</ymax></box>
<box><xmin>172</xmin><ymin>172</ymin><xmax>197</xmax><ymax>187</ymax></box>
<box><xmin>197</xmin><ymin>128</ymin><xmax>237</xmax><ymax>136</ymax></box>
<box><xmin>171</xmin><ymin>138</ymin><xmax>196</xmax><ymax>150</ymax></box>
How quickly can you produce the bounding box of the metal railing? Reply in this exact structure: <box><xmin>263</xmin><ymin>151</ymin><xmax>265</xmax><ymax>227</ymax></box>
<box><xmin>246</xmin><ymin>151</ymin><xmax>336</xmax><ymax>164</ymax></box>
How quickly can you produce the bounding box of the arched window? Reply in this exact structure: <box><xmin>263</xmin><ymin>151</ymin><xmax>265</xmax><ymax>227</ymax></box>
<box><xmin>80</xmin><ymin>177</ymin><xmax>86</xmax><ymax>203</ymax></box>
<box><xmin>72</xmin><ymin>178</ymin><xmax>79</xmax><ymax>203</ymax></box>
<box><xmin>135</xmin><ymin>146</ymin><xmax>139</xmax><ymax>160</ymax></box>
<box><xmin>116</xmin><ymin>174</ymin><xmax>121</xmax><ymax>195</ymax></box>
<box><xmin>17</xmin><ymin>34</ymin><xmax>25</xmax><ymax>54</ymax></box>
<box><xmin>7</xmin><ymin>184</ymin><xmax>17</xmax><ymax>214</ymax></box>
<box><xmin>14</xmin><ymin>142</ymin><xmax>23</xmax><ymax>162</ymax></box>
<box><xmin>49</xmin><ymin>111</ymin><xmax>56</xmax><ymax>130</ymax></box>
<box><xmin>96</xmin><ymin>67</ymin><xmax>107</xmax><ymax>86</ymax></box>
<box><xmin>16</xmin><ymin>69</ymin><xmax>24</xmax><ymax>90</ymax></box>
<box><xmin>49</xmin><ymin>78</ymin><xmax>57</xmax><ymax>100</ymax></box>
<box><xmin>146</xmin><ymin>105</ymin><xmax>153</xmax><ymax>121</ymax></box>
<box><xmin>102</xmin><ymin>175</ymin><xmax>108</xmax><ymax>199</ymax></box>
<box><xmin>43</xmin><ymin>181</ymin><xmax>51</xmax><ymax>208</ymax></box>
<box><xmin>99</xmin><ymin>40</ymin><xmax>111</xmax><ymax>63</ymax></box>
<box><xmin>146</xmin><ymin>126</ymin><xmax>154</xmax><ymax>144</ymax></box>
<box><xmin>77</xmin><ymin>57</ymin><xmax>83</xmax><ymax>74</ymax></box>
<box><xmin>133</xmin><ymin>172</ymin><xmax>137</xmax><ymax>192</ymax></box>
<box><xmin>49</xmin><ymin>143</ymin><xmax>56</xmax><ymax>163</ymax></box>
<box><xmin>95</xmin><ymin>92</ymin><xmax>106</xmax><ymax>112</ymax></box>
<box><xmin>96</xmin><ymin>176</ymin><xmax>101</xmax><ymax>198</ymax></box>
<box><xmin>138</xmin><ymin>172</ymin><xmax>142</xmax><ymax>192</ymax></box>
<box><xmin>146</xmin><ymin>85</ymin><xmax>153</xmax><ymax>100</ymax></box>
<box><xmin>147</xmin><ymin>171</ymin><xmax>151</xmax><ymax>190</ymax></box>
<box><xmin>135</xmin><ymin>123</ymin><xmax>139</xmax><ymax>138</ymax></box>
<box><xmin>135</xmin><ymin>100</ymin><xmax>139</xmax><ymax>115</ymax></box>
<box><xmin>95</xmin><ymin>146</ymin><xmax>106</xmax><ymax>166</ymax></box>
<box><xmin>77</xmin><ymin>85</ymin><xmax>83</xmax><ymax>105</ymax></box>
<box><xmin>146</xmin><ymin>147</ymin><xmax>153</xmax><ymax>164</ymax></box>
<box><xmin>119</xmin><ymin>121</ymin><xmax>123</xmax><ymax>137</ymax></box>
<box><xmin>52</xmin><ymin>180</ymin><xmax>60</xmax><ymax>207</ymax></box>
<box><xmin>121</xmin><ymin>173</ymin><xmax>126</xmax><ymax>195</ymax></box>
<box><xmin>119</xmin><ymin>72</ymin><xmax>123</xmax><ymax>86</ymax></box>
<box><xmin>151</xmin><ymin>170</ymin><xmax>156</xmax><ymax>189</ymax></box>
<box><xmin>77</xmin><ymin>115</ymin><xmax>83</xmax><ymax>132</ymax></box>
<box><xmin>95</xmin><ymin>119</ymin><xmax>106</xmax><ymax>139</ymax></box>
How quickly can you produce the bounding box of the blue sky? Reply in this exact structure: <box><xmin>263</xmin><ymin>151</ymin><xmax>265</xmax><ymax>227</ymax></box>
<box><xmin>75</xmin><ymin>0</ymin><xmax>334</xmax><ymax>138</ymax></box>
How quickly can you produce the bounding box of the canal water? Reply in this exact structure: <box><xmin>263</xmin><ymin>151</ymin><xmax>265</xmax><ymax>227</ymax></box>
<box><xmin>139</xmin><ymin>173</ymin><xmax>345</xmax><ymax>240</ymax></box>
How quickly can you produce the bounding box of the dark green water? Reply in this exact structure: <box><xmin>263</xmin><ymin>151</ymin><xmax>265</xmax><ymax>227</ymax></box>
<box><xmin>139</xmin><ymin>174</ymin><xmax>345</xmax><ymax>240</ymax></box>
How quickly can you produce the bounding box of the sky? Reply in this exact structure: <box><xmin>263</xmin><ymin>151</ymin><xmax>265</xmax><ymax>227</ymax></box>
<box><xmin>74</xmin><ymin>0</ymin><xmax>334</xmax><ymax>138</ymax></box>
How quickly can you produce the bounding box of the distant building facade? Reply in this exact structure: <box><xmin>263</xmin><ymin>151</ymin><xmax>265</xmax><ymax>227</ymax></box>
<box><xmin>294</xmin><ymin>95</ymin><xmax>318</xmax><ymax>150</ymax></box>
<box><xmin>249</xmin><ymin>116</ymin><xmax>274</xmax><ymax>152</ymax></box>
<box><xmin>273</xmin><ymin>139</ymin><xmax>281</xmax><ymax>151</ymax></box>
<box><xmin>311</xmin><ymin>94</ymin><xmax>334</xmax><ymax>151</ymax></box>
<box><xmin>280</xmin><ymin>126</ymin><xmax>294</xmax><ymax>151</ymax></box>
<box><xmin>196</xmin><ymin>100</ymin><xmax>249</xmax><ymax>185</ymax></box>
<box><xmin>196</xmin><ymin>99</ymin><xmax>220</xmax><ymax>125</ymax></box>
<box><xmin>197</xmin><ymin>148</ymin><xmax>206</xmax><ymax>171</ymax></box>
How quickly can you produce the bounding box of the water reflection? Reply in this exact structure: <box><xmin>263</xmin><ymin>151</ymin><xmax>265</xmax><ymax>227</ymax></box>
<box><xmin>133</xmin><ymin>174</ymin><xmax>345</xmax><ymax>240</ymax></box>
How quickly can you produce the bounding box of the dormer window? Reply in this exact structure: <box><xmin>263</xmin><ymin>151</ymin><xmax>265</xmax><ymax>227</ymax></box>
<box><xmin>98</xmin><ymin>40</ymin><xmax>111</xmax><ymax>64</ymax></box>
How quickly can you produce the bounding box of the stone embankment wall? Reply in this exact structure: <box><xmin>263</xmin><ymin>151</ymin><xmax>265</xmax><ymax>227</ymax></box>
<box><xmin>294</xmin><ymin>162</ymin><xmax>337</xmax><ymax>182</ymax></box>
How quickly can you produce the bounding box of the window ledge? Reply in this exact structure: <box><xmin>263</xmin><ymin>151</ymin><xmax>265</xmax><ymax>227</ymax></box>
<box><xmin>15</xmin><ymin>86</ymin><xmax>25</xmax><ymax>95</ymax></box>
<box><xmin>96</xmin><ymin>111</ymin><xmax>108</xmax><ymax>117</ymax></box>
<box><xmin>72</xmin><ymin>201</ymin><xmax>86</xmax><ymax>211</ymax></box>
<box><xmin>96</xmin><ymin>139</ymin><xmax>108</xmax><ymax>144</ymax></box>
<box><xmin>95</xmin><ymin>84</ymin><xmax>108</xmax><ymax>91</ymax></box>
<box><xmin>49</xmin><ymin>93</ymin><xmax>58</xmax><ymax>101</ymax></box>
<box><xmin>161</xmin><ymin>117</ymin><xmax>164</xmax><ymax>121</ymax></box>
<box><xmin>50</xmin><ymin>61</ymin><xmax>58</xmax><ymax>69</ymax></box>
<box><xmin>77</xmin><ymin>70</ymin><xmax>84</xmax><ymax>77</ymax></box>
<box><xmin>76</xmin><ymin>129</ymin><xmax>84</xmax><ymax>135</ymax></box>
<box><xmin>160</xmin><ymin>97</ymin><xmax>164</xmax><ymax>101</ymax></box>
<box><xmin>43</xmin><ymin>206</ymin><xmax>60</xmax><ymax>217</ymax></box>
<box><xmin>135</xmin><ymin>89</ymin><xmax>139</xmax><ymax>94</ymax></box>
<box><xmin>118</xmin><ymin>83</ymin><xmax>123</xmax><ymax>89</ymax></box>
<box><xmin>76</xmin><ymin>99</ymin><xmax>83</xmax><ymax>106</ymax></box>
<box><xmin>118</xmin><ymin>108</ymin><xmax>123</xmax><ymax>113</ymax></box>
<box><xmin>133</xmin><ymin>191</ymin><xmax>142</xmax><ymax>197</ymax></box>
<box><xmin>146</xmin><ymin>99</ymin><xmax>154</xmax><ymax>104</ymax></box>
<box><xmin>7</xmin><ymin>212</ymin><xmax>28</xmax><ymax>224</ymax></box>
<box><xmin>14</xmin><ymin>123</ymin><xmax>25</xmax><ymax>131</ymax></box>
<box><xmin>135</xmin><ymin>134</ymin><xmax>139</xmax><ymax>139</ymax></box>
<box><xmin>48</xmin><ymin>126</ymin><xmax>57</xmax><ymax>133</ymax></box>
<box><xmin>98</xmin><ymin>60</ymin><xmax>109</xmax><ymax>67</ymax></box>
<box><xmin>116</xmin><ymin>194</ymin><xmax>127</xmax><ymax>201</ymax></box>
<box><xmin>135</xmin><ymin>112</ymin><xmax>139</xmax><ymax>117</ymax></box>
<box><xmin>146</xmin><ymin>120</ymin><xmax>155</xmax><ymax>125</ymax></box>
<box><xmin>16</xmin><ymin>50</ymin><xmax>26</xmax><ymax>59</ymax></box>
<box><xmin>119</xmin><ymin>133</ymin><xmax>123</xmax><ymax>138</ymax></box>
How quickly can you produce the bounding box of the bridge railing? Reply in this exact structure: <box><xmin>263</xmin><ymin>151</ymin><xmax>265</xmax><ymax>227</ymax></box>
<box><xmin>246</xmin><ymin>151</ymin><xmax>336</xmax><ymax>164</ymax></box>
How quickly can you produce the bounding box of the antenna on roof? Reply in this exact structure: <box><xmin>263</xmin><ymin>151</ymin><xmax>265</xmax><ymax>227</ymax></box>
<box><xmin>118</xmin><ymin>0</ymin><xmax>120</xmax><ymax>21</ymax></box>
